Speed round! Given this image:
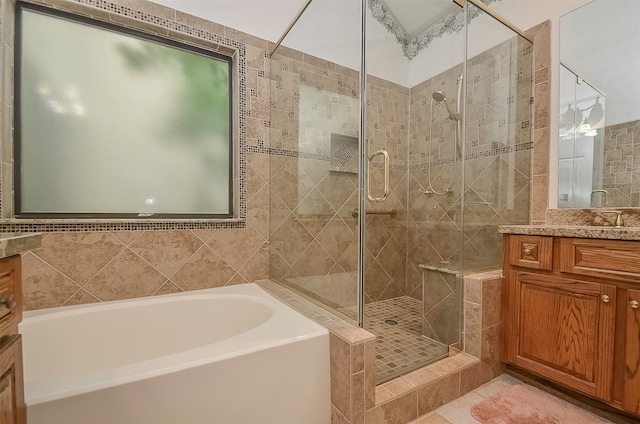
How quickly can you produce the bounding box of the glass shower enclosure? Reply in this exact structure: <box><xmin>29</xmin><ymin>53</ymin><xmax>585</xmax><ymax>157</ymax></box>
<box><xmin>268</xmin><ymin>0</ymin><xmax>532</xmax><ymax>384</ymax></box>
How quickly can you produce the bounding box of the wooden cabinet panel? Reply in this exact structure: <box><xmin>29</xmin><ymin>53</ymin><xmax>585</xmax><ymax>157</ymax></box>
<box><xmin>0</xmin><ymin>256</ymin><xmax>24</xmax><ymax>424</ymax></box>
<box><xmin>623</xmin><ymin>289</ymin><xmax>640</xmax><ymax>414</ymax></box>
<box><xmin>0</xmin><ymin>335</ymin><xmax>24</xmax><ymax>424</ymax></box>
<box><xmin>508</xmin><ymin>235</ymin><xmax>553</xmax><ymax>270</ymax></box>
<box><xmin>503</xmin><ymin>234</ymin><xmax>640</xmax><ymax>417</ymax></box>
<box><xmin>509</xmin><ymin>272</ymin><xmax>615</xmax><ymax>399</ymax></box>
<box><xmin>0</xmin><ymin>257</ymin><xmax>21</xmax><ymax>337</ymax></box>
<box><xmin>559</xmin><ymin>238</ymin><xmax>640</xmax><ymax>282</ymax></box>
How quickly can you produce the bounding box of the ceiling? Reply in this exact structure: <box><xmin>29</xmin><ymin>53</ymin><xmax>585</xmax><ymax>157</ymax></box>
<box><xmin>383</xmin><ymin>0</ymin><xmax>461</xmax><ymax>38</ymax></box>
<box><xmin>151</xmin><ymin>0</ymin><xmax>461</xmax><ymax>43</ymax></box>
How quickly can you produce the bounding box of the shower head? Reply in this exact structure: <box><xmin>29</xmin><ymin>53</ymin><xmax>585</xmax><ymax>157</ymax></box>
<box><xmin>432</xmin><ymin>90</ymin><xmax>461</xmax><ymax>121</ymax></box>
<box><xmin>432</xmin><ymin>90</ymin><xmax>446</xmax><ymax>102</ymax></box>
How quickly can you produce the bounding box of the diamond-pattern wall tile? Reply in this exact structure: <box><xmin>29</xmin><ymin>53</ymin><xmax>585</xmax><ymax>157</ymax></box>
<box><xmin>364</xmin><ymin>256</ymin><xmax>393</xmax><ymax>302</ymax></box>
<box><xmin>20</xmin><ymin>4</ymin><xmax>533</xmax><ymax>316</ymax></box>
<box><xmin>294</xmin><ymin>187</ymin><xmax>335</xmax><ymax>236</ymax></box>
<box><xmin>18</xmin><ymin>2</ymin><xmax>272</xmax><ymax>311</ymax></box>
<box><xmin>83</xmin><ymin>249</ymin><xmax>167</xmax><ymax>301</ymax></box>
<box><xmin>238</xmin><ymin>242</ymin><xmax>269</xmax><ymax>283</ymax></box>
<box><xmin>22</xmin><ymin>252</ymin><xmax>81</xmax><ymax>310</ymax></box>
<box><xmin>64</xmin><ymin>289</ymin><xmax>101</xmax><ymax>306</ymax></box>
<box><xmin>33</xmin><ymin>232</ymin><xmax>125</xmax><ymax>285</ymax></box>
<box><xmin>130</xmin><ymin>231</ymin><xmax>203</xmax><ymax>277</ymax></box>
<box><xmin>270</xmin><ymin>215</ymin><xmax>314</xmax><ymax>265</ymax></box>
<box><xmin>247</xmin><ymin>186</ymin><xmax>269</xmax><ymax>239</ymax></box>
<box><xmin>317</xmin><ymin>172</ymin><xmax>357</xmax><ymax>211</ymax></box>
<box><xmin>317</xmin><ymin>217</ymin><xmax>355</xmax><ymax>261</ymax></box>
<box><xmin>208</xmin><ymin>226</ymin><xmax>266</xmax><ymax>270</ymax></box>
<box><xmin>171</xmin><ymin>246</ymin><xmax>236</xmax><ymax>291</ymax></box>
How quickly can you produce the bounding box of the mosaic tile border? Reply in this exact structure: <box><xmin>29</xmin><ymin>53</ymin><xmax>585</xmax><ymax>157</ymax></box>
<box><xmin>409</xmin><ymin>141</ymin><xmax>533</xmax><ymax>171</ymax></box>
<box><xmin>603</xmin><ymin>183</ymin><xmax>632</xmax><ymax>189</ymax></box>
<box><xmin>369</xmin><ymin>0</ymin><xmax>503</xmax><ymax>60</ymax></box>
<box><xmin>247</xmin><ymin>145</ymin><xmax>331</xmax><ymax>162</ymax></box>
<box><xmin>251</xmin><ymin>144</ymin><xmax>409</xmax><ymax>172</ymax></box>
<box><xmin>1</xmin><ymin>0</ymin><xmax>249</xmax><ymax>232</ymax></box>
<box><xmin>252</xmin><ymin>140</ymin><xmax>530</xmax><ymax>173</ymax></box>
<box><xmin>0</xmin><ymin>220</ymin><xmax>246</xmax><ymax>232</ymax></box>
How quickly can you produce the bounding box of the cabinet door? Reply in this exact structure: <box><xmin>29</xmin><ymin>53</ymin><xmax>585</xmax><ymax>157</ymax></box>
<box><xmin>512</xmin><ymin>272</ymin><xmax>616</xmax><ymax>399</ymax></box>
<box><xmin>623</xmin><ymin>289</ymin><xmax>640</xmax><ymax>414</ymax></box>
<box><xmin>0</xmin><ymin>335</ymin><xmax>24</xmax><ymax>424</ymax></box>
<box><xmin>0</xmin><ymin>256</ymin><xmax>21</xmax><ymax>336</ymax></box>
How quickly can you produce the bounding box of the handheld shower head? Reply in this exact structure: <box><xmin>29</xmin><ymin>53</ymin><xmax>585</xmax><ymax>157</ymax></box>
<box><xmin>432</xmin><ymin>90</ymin><xmax>446</xmax><ymax>102</ymax></box>
<box><xmin>432</xmin><ymin>90</ymin><xmax>460</xmax><ymax>121</ymax></box>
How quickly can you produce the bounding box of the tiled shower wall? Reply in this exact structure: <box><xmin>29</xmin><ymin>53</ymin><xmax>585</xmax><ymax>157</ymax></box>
<box><xmin>267</xmin><ymin>33</ymin><xmax>533</xmax><ymax>317</ymax></box>
<box><xmin>409</xmin><ymin>36</ymin><xmax>532</xmax><ymax>344</ymax></box>
<box><xmin>0</xmin><ymin>0</ymin><xmax>272</xmax><ymax>310</ymax></box>
<box><xmin>1</xmin><ymin>0</ymin><xmax>535</xmax><ymax>316</ymax></box>
<box><xmin>409</xmin><ymin>36</ymin><xmax>532</xmax><ymax>273</ymax></box>
<box><xmin>602</xmin><ymin>120</ymin><xmax>640</xmax><ymax>206</ymax></box>
<box><xmin>267</xmin><ymin>44</ymin><xmax>412</xmax><ymax>312</ymax></box>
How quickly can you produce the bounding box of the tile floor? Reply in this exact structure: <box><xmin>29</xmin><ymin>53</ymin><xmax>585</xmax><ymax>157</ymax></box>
<box><xmin>409</xmin><ymin>373</ymin><xmax>615</xmax><ymax>424</ymax></box>
<box><xmin>342</xmin><ymin>296</ymin><xmax>450</xmax><ymax>383</ymax></box>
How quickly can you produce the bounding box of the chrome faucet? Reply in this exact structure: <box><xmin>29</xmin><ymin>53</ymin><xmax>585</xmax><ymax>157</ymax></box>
<box><xmin>590</xmin><ymin>190</ymin><xmax>607</xmax><ymax>208</ymax></box>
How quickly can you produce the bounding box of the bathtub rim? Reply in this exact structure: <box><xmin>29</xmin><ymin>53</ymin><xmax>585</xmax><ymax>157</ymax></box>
<box><xmin>20</xmin><ymin>283</ymin><xmax>328</xmax><ymax>405</ymax></box>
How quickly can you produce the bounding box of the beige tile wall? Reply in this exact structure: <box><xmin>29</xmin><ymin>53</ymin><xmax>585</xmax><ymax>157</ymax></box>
<box><xmin>528</xmin><ymin>21</ymin><xmax>551</xmax><ymax>224</ymax></box>
<box><xmin>364</xmin><ymin>76</ymin><xmax>410</xmax><ymax>303</ymax></box>
<box><xmin>268</xmin><ymin>46</ymin><xmax>411</xmax><ymax>311</ymax></box>
<box><xmin>602</xmin><ymin>120</ymin><xmax>640</xmax><ymax>205</ymax></box>
<box><xmin>4</xmin><ymin>2</ymin><xmax>547</xmax><ymax>325</ymax></box>
<box><xmin>409</xmin><ymin>36</ymin><xmax>532</xmax><ymax>279</ymax></box>
<box><xmin>410</xmin><ymin>35</ymin><xmax>533</xmax><ymax>345</ymax></box>
<box><xmin>0</xmin><ymin>0</ymin><xmax>272</xmax><ymax>310</ymax></box>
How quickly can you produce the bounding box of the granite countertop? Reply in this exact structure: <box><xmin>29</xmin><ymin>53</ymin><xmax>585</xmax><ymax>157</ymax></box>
<box><xmin>0</xmin><ymin>233</ymin><xmax>42</xmax><ymax>258</ymax></box>
<box><xmin>498</xmin><ymin>225</ymin><xmax>640</xmax><ymax>241</ymax></box>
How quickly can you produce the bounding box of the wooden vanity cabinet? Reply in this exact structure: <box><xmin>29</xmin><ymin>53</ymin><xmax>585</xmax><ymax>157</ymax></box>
<box><xmin>502</xmin><ymin>235</ymin><xmax>640</xmax><ymax>417</ymax></box>
<box><xmin>0</xmin><ymin>256</ymin><xmax>24</xmax><ymax>424</ymax></box>
<box><xmin>619</xmin><ymin>288</ymin><xmax>640</xmax><ymax>414</ymax></box>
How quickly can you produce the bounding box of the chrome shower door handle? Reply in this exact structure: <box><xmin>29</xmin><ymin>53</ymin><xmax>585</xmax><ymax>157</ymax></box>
<box><xmin>367</xmin><ymin>149</ymin><xmax>389</xmax><ymax>203</ymax></box>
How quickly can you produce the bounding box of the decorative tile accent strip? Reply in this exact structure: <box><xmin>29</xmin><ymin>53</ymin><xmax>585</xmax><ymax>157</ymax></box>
<box><xmin>247</xmin><ymin>145</ymin><xmax>331</xmax><ymax>162</ymax></box>
<box><xmin>369</xmin><ymin>0</ymin><xmax>503</xmax><ymax>60</ymax></box>
<box><xmin>409</xmin><ymin>141</ymin><xmax>533</xmax><ymax>171</ymax></box>
<box><xmin>0</xmin><ymin>220</ymin><xmax>246</xmax><ymax>232</ymax></box>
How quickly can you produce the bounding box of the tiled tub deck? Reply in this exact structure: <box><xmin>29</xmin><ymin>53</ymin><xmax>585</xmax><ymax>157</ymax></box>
<box><xmin>258</xmin><ymin>268</ymin><xmax>505</xmax><ymax>424</ymax></box>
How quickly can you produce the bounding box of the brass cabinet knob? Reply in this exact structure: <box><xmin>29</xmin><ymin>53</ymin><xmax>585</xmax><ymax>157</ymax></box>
<box><xmin>601</xmin><ymin>295</ymin><xmax>610</xmax><ymax>303</ymax></box>
<box><xmin>0</xmin><ymin>294</ymin><xmax>15</xmax><ymax>310</ymax></box>
<box><xmin>631</xmin><ymin>300</ymin><xmax>639</xmax><ymax>309</ymax></box>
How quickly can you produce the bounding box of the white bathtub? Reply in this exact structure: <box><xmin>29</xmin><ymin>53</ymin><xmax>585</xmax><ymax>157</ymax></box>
<box><xmin>20</xmin><ymin>283</ymin><xmax>330</xmax><ymax>424</ymax></box>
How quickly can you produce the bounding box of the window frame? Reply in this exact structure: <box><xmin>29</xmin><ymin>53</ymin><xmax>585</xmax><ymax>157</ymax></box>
<box><xmin>13</xmin><ymin>2</ymin><xmax>235</xmax><ymax>220</ymax></box>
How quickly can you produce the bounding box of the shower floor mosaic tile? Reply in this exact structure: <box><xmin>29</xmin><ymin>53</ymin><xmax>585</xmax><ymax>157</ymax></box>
<box><xmin>341</xmin><ymin>296</ymin><xmax>450</xmax><ymax>383</ymax></box>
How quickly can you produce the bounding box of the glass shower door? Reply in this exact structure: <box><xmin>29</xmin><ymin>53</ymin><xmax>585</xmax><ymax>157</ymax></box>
<box><xmin>362</xmin><ymin>0</ymin><xmax>465</xmax><ymax>383</ymax></box>
<box><xmin>268</xmin><ymin>0</ymin><xmax>363</xmax><ymax>322</ymax></box>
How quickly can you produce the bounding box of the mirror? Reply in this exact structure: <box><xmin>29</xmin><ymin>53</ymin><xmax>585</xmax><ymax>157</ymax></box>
<box><xmin>558</xmin><ymin>0</ymin><xmax>640</xmax><ymax>208</ymax></box>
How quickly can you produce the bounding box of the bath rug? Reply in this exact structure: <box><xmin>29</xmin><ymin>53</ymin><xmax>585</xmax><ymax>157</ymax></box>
<box><xmin>470</xmin><ymin>383</ymin><xmax>610</xmax><ymax>424</ymax></box>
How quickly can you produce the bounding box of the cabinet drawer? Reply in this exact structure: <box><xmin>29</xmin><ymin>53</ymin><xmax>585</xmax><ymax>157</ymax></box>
<box><xmin>507</xmin><ymin>235</ymin><xmax>553</xmax><ymax>270</ymax></box>
<box><xmin>559</xmin><ymin>238</ymin><xmax>640</xmax><ymax>281</ymax></box>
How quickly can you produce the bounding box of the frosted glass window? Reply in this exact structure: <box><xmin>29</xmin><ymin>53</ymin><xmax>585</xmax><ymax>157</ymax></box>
<box><xmin>15</xmin><ymin>4</ymin><xmax>233</xmax><ymax>218</ymax></box>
